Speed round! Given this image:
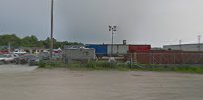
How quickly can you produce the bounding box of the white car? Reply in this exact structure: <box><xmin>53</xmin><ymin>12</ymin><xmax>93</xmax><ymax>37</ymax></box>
<box><xmin>0</xmin><ymin>54</ymin><xmax>7</xmax><ymax>61</ymax></box>
<box><xmin>13</xmin><ymin>49</ymin><xmax>27</xmax><ymax>55</ymax></box>
<box><xmin>0</xmin><ymin>54</ymin><xmax>19</xmax><ymax>63</ymax></box>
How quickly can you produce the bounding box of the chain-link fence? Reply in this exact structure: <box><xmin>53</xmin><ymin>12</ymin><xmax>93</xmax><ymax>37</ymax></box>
<box><xmin>126</xmin><ymin>52</ymin><xmax>203</xmax><ymax>64</ymax></box>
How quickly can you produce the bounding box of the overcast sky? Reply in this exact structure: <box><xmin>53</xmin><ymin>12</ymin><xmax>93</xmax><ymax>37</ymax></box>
<box><xmin>0</xmin><ymin>0</ymin><xmax>203</xmax><ymax>47</ymax></box>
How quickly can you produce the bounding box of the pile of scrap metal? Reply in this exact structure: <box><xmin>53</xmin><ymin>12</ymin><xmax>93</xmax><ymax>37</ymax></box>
<box><xmin>63</xmin><ymin>45</ymin><xmax>96</xmax><ymax>64</ymax></box>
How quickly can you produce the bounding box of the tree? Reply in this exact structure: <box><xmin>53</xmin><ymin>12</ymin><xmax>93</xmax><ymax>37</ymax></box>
<box><xmin>0</xmin><ymin>34</ymin><xmax>84</xmax><ymax>49</ymax></box>
<box><xmin>42</xmin><ymin>37</ymin><xmax>50</xmax><ymax>48</ymax></box>
<box><xmin>21</xmin><ymin>35</ymin><xmax>38</xmax><ymax>47</ymax></box>
<box><xmin>0</xmin><ymin>34</ymin><xmax>21</xmax><ymax>46</ymax></box>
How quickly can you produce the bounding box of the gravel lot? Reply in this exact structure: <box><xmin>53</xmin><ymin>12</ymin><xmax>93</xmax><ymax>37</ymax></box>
<box><xmin>0</xmin><ymin>67</ymin><xmax>202</xmax><ymax>100</ymax></box>
<box><xmin>0</xmin><ymin>64</ymin><xmax>38</xmax><ymax>73</ymax></box>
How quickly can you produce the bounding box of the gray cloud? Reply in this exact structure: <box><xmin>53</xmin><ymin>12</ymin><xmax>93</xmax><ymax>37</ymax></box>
<box><xmin>0</xmin><ymin>0</ymin><xmax>203</xmax><ymax>47</ymax></box>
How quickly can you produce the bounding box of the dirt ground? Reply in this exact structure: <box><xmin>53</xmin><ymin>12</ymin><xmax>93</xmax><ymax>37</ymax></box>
<box><xmin>0</xmin><ymin>64</ymin><xmax>38</xmax><ymax>73</ymax></box>
<box><xmin>0</xmin><ymin>68</ymin><xmax>202</xmax><ymax>100</ymax></box>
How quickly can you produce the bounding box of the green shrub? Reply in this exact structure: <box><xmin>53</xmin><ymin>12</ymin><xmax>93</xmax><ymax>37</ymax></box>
<box><xmin>38</xmin><ymin>60</ymin><xmax>46</xmax><ymax>68</ymax></box>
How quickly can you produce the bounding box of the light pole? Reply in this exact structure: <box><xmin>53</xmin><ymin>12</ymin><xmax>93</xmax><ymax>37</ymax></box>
<box><xmin>109</xmin><ymin>25</ymin><xmax>117</xmax><ymax>57</ymax></box>
<box><xmin>50</xmin><ymin>0</ymin><xmax>54</xmax><ymax>60</ymax></box>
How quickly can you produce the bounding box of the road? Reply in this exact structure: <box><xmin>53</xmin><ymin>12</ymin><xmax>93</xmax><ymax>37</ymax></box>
<box><xmin>0</xmin><ymin>67</ymin><xmax>202</xmax><ymax>100</ymax></box>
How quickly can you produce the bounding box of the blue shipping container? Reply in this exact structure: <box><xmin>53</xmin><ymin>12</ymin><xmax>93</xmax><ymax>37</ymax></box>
<box><xmin>86</xmin><ymin>44</ymin><xmax>107</xmax><ymax>56</ymax></box>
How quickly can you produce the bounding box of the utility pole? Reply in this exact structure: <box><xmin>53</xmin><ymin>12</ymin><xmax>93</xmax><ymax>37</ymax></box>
<box><xmin>50</xmin><ymin>0</ymin><xmax>54</xmax><ymax>60</ymax></box>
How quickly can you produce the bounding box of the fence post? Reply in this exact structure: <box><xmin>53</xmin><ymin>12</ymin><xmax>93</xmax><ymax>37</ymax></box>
<box><xmin>152</xmin><ymin>53</ymin><xmax>154</xmax><ymax>64</ymax></box>
<box><xmin>174</xmin><ymin>53</ymin><xmax>175</xmax><ymax>64</ymax></box>
<box><xmin>130</xmin><ymin>53</ymin><xmax>133</xmax><ymax>68</ymax></box>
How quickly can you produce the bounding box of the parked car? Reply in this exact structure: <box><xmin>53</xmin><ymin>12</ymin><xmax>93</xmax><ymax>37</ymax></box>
<box><xmin>0</xmin><ymin>54</ymin><xmax>7</xmax><ymax>63</ymax></box>
<box><xmin>28</xmin><ymin>56</ymin><xmax>40</xmax><ymax>66</ymax></box>
<box><xmin>38</xmin><ymin>52</ymin><xmax>50</xmax><ymax>60</ymax></box>
<box><xmin>0</xmin><ymin>54</ymin><xmax>19</xmax><ymax>63</ymax></box>
<box><xmin>15</xmin><ymin>54</ymin><xmax>39</xmax><ymax>66</ymax></box>
<box><xmin>13</xmin><ymin>49</ymin><xmax>27</xmax><ymax>55</ymax></box>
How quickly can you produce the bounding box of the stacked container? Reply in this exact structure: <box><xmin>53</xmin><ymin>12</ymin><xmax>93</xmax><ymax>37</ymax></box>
<box><xmin>128</xmin><ymin>45</ymin><xmax>151</xmax><ymax>53</ymax></box>
<box><xmin>85</xmin><ymin>44</ymin><xmax>107</xmax><ymax>57</ymax></box>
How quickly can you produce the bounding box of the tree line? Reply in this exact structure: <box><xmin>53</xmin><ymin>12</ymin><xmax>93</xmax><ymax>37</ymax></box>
<box><xmin>0</xmin><ymin>34</ymin><xmax>83</xmax><ymax>49</ymax></box>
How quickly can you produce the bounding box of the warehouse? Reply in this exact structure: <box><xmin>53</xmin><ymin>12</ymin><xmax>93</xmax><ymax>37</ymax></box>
<box><xmin>163</xmin><ymin>43</ymin><xmax>203</xmax><ymax>51</ymax></box>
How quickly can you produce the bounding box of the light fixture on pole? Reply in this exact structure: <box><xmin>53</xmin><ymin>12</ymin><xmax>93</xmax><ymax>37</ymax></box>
<box><xmin>108</xmin><ymin>25</ymin><xmax>117</xmax><ymax>57</ymax></box>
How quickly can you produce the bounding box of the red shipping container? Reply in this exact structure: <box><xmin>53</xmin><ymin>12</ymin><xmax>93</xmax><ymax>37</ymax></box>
<box><xmin>129</xmin><ymin>45</ymin><xmax>151</xmax><ymax>53</ymax></box>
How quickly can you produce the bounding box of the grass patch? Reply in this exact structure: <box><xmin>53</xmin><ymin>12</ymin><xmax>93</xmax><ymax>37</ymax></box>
<box><xmin>68</xmin><ymin>61</ymin><xmax>130</xmax><ymax>71</ymax></box>
<box><xmin>38</xmin><ymin>60</ymin><xmax>203</xmax><ymax>74</ymax></box>
<box><xmin>39</xmin><ymin>60</ymin><xmax>130</xmax><ymax>71</ymax></box>
<box><xmin>38</xmin><ymin>60</ymin><xmax>65</xmax><ymax>69</ymax></box>
<box><xmin>134</xmin><ymin>64</ymin><xmax>203</xmax><ymax>74</ymax></box>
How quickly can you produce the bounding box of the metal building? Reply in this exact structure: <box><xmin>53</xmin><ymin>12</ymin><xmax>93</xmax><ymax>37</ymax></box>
<box><xmin>163</xmin><ymin>43</ymin><xmax>203</xmax><ymax>51</ymax></box>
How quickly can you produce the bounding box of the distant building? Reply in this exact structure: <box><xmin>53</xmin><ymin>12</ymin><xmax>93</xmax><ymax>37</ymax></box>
<box><xmin>163</xmin><ymin>43</ymin><xmax>203</xmax><ymax>51</ymax></box>
<box><xmin>151</xmin><ymin>47</ymin><xmax>164</xmax><ymax>50</ymax></box>
<box><xmin>21</xmin><ymin>47</ymin><xmax>48</xmax><ymax>54</ymax></box>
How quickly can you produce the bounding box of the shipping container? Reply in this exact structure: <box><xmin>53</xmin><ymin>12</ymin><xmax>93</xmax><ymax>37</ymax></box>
<box><xmin>129</xmin><ymin>45</ymin><xmax>151</xmax><ymax>53</ymax></box>
<box><xmin>86</xmin><ymin>44</ymin><xmax>107</xmax><ymax>57</ymax></box>
<box><xmin>107</xmin><ymin>44</ymin><xmax>128</xmax><ymax>56</ymax></box>
<box><xmin>64</xmin><ymin>45</ymin><xmax>85</xmax><ymax>49</ymax></box>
